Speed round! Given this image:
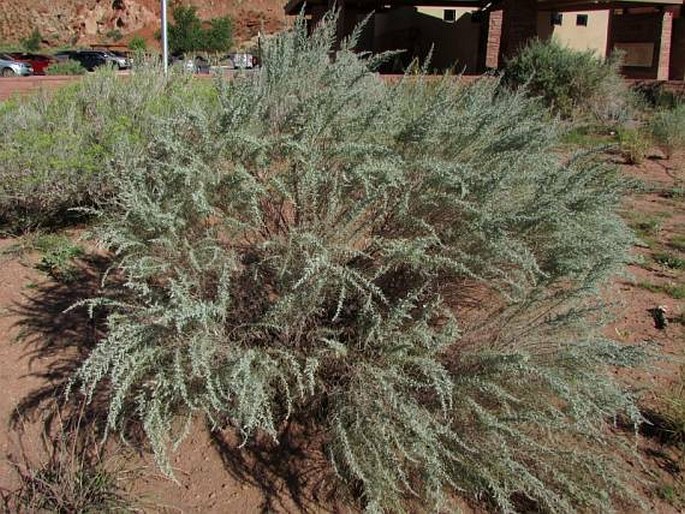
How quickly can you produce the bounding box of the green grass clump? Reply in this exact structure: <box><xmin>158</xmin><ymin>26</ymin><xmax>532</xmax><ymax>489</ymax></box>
<box><xmin>45</xmin><ymin>59</ymin><xmax>86</xmax><ymax>76</ymax></box>
<box><xmin>670</xmin><ymin>236</ymin><xmax>685</xmax><ymax>252</ymax></box>
<box><xmin>3</xmin><ymin>404</ymin><xmax>134</xmax><ymax>513</ymax></box>
<box><xmin>654</xmin><ymin>252</ymin><xmax>685</xmax><ymax>270</ymax></box>
<box><xmin>618</xmin><ymin>128</ymin><xmax>650</xmax><ymax>165</ymax></box>
<box><xmin>62</xmin><ymin>15</ymin><xmax>648</xmax><ymax>513</ymax></box>
<box><xmin>33</xmin><ymin>234</ymin><xmax>84</xmax><ymax>282</ymax></box>
<box><xmin>650</xmin><ymin>104</ymin><xmax>685</xmax><ymax>159</ymax></box>
<box><xmin>639</xmin><ymin>282</ymin><xmax>685</xmax><ymax>299</ymax></box>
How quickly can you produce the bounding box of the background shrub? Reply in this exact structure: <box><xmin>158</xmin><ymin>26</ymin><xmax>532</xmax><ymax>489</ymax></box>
<box><xmin>21</xmin><ymin>29</ymin><xmax>42</xmax><ymax>52</ymax></box>
<box><xmin>650</xmin><ymin>104</ymin><xmax>685</xmax><ymax>159</ymax></box>
<box><xmin>504</xmin><ymin>38</ymin><xmax>629</xmax><ymax>120</ymax></box>
<box><xmin>618</xmin><ymin>127</ymin><xmax>650</xmax><ymax>164</ymax></box>
<box><xmin>0</xmin><ymin>64</ymin><xmax>217</xmax><ymax>232</ymax></box>
<box><xmin>66</xmin><ymin>15</ymin><xmax>646</xmax><ymax>513</ymax></box>
<box><xmin>128</xmin><ymin>35</ymin><xmax>147</xmax><ymax>52</ymax></box>
<box><xmin>45</xmin><ymin>59</ymin><xmax>87</xmax><ymax>76</ymax></box>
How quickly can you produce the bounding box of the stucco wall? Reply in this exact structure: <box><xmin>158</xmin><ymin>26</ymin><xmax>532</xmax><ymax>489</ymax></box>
<box><xmin>374</xmin><ymin>6</ymin><xmax>481</xmax><ymax>73</ymax></box>
<box><xmin>536</xmin><ymin>10</ymin><xmax>609</xmax><ymax>57</ymax></box>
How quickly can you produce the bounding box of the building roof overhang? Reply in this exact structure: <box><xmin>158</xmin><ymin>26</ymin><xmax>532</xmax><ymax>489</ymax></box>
<box><xmin>284</xmin><ymin>0</ymin><xmax>682</xmax><ymax>15</ymax></box>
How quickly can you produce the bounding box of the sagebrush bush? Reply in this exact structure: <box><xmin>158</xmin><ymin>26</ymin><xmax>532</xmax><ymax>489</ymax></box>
<box><xmin>45</xmin><ymin>59</ymin><xmax>87</xmax><ymax>76</ymax></box>
<box><xmin>650</xmin><ymin>104</ymin><xmax>685</xmax><ymax>159</ymax></box>
<box><xmin>504</xmin><ymin>38</ymin><xmax>630</xmax><ymax>120</ymax></box>
<box><xmin>0</xmin><ymin>63</ymin><xmax>216</xmax><ymax>232</ymax></box>
<box><xmin>69</xmin><ymin>15</ymin><xmax>646</xmax><ymax>513</ymax></box>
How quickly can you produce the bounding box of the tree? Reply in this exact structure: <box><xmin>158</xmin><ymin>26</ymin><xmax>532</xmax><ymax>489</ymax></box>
<box><xmin>128</xmin><ymin>36</ymin><xmax>147</xmax><ymax>52</ymax></box>
<box><xmin>168</xmin><ymin>5</ymin><xmax>204</xmax><ymax>54</ymax></box>
<box><xmin>21</xmin><ymin>29</ymin><xmax>42</xmax><ymax>52</ymax></box>
<box><xmin>202</xmin><ymin>16</ymin><xmax>232</xmax><ymax>53</ymax></box>
<box><xmin>167</xmin><ymin>5</ymin><xmax>233</xmax><ymax>54</ymax></box>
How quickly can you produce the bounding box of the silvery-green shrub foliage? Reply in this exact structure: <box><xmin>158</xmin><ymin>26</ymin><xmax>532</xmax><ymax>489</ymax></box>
<box><xmin>0</xmin><ymin>64</ymin><xmax>213</xmax><ymax>231</ymax></box>
<box><xmin>72</xmin><ymin>15</ymin><xmax>644</xmax><ymax>513</ymax></box>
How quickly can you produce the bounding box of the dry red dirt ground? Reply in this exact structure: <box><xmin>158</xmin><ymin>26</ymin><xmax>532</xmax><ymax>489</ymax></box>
<box><xmin>0</xmin><ymin>152</ymin><xmax>682</xmax><ymax>512</ymax></box>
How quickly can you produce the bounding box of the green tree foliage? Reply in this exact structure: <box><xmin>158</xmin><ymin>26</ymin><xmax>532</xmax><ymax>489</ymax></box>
<box><xmin>504</xmin><ymin>38</ymin><xmax>629</xmax><ymax>120</ymax></box>
<box><xmin>4</xmin><ymin>15</ymin><xmax>646</xmax><ymax>512</ymax></box>
<box><xmin>128</xmin><ymin>35</ymin><xmax>147</xmax><ymax>52</ymax></box>
<box><xmin>167</xmin><ymin>4</ymin><xmax>232</xmax><ymax>54</ymax></box>
<box><xmin>21</xmin><ymin>29</ymin><xmax>42</xmax><ymax>52</ymax></box>
<box><xmin>168</xmin><ymin>5</ymin><xmax>203</xmax><ymax>54</ymax></box>
<box><xmin>203</xmin><ymin>16</ymin><xmax>232</xmax><ymax>53</ymax></box>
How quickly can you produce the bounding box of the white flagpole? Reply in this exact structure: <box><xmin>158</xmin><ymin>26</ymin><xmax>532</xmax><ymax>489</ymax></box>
<box><xmin>161</xmin><ymin>0</ymin><xmax>169</xmax><ymax>74</ymax></box>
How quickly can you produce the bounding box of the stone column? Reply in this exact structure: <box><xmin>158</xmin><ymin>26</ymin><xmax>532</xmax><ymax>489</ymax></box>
<box><xmin>657</xmin><ymin>8</ymin><xmax>675</xmax><ymax>81</ymax></box>
<box><xmin>485</xmin><ymin>9</ymin><xmax>503</xmax><ymax>69</ymax></box>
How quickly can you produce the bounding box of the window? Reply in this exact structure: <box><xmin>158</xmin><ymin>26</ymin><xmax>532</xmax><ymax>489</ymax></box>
<box><xmin>551</xmin><ymin>12</ymin><xmax>563</xmax><ymax>26</ymax></box>
<box><xmin>444</xmin><ymin>9</ymin><xmax>456</xmax><ymax>22</ymax></box>
<box><xmin>576</xmin><ymin>14</ymin><xmax>589</xmax><ymax>26</ymax></box>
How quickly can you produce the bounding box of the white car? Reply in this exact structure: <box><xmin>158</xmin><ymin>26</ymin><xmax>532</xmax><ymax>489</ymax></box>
<box><xmin>0</xmin><ymin>53</ymin><xmax>33</xmax><ymax>76</ymax></box>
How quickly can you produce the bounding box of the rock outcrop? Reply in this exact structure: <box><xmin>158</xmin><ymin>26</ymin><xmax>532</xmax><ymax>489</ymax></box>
<box><xmin>0</xmin><ymin>0</ymin><xmax>286</xmax><ymax>48</ymax></box>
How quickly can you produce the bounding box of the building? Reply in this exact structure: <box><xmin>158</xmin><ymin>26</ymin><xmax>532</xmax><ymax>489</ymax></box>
<box><xmin>283</xmin><ymin>0</ymin><xmax>685</xmax><ymax>80</ymax></box>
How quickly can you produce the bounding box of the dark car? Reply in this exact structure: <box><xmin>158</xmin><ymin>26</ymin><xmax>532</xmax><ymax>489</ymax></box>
<box><xmin>8</xmin><ymin>53</ymin><xmax>54</xmax><ymax>75</ymax></box>
<box><xmin>54</xmin><ymin>50</ymin><xmax>126</xmax><ymax>72</ymax></box>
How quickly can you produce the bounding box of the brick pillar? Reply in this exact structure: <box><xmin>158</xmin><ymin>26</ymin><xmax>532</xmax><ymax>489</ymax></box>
<box><xmin>657</xmin><ymin>8</ymin><xmax>674</xmax><ymax>81</ymax></box>
<box><xmin>485</xmin><ymin>10</ymin><xmax>503</xmax><ymax>69</ymax></box>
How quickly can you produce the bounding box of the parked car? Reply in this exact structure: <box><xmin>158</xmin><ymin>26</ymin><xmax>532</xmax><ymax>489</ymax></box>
<box><xmin>54</xmin><ymin>50</ymin><xmax>129</xmax><ymax>71</ymax></box>
<box><xmin>227</xmin><ymin>52</ymin><xmax>258</xmax><ymax>69</ymax></box>
<box><xmin>8</xmin><ymin>53</ymin><xmax>54</xmax><ymax>75</ymax></box>
<box><xmin>170</xmin><ymin>54</ymin><xmax>210</xmax><ymax>74</ymax></box>
<box><xmin>0</xmin><ymin>53</ymin><xmax>33</xmax><ymax>76</ymax></box>
<box><xmin>95</xmin><ymin>50</ymin><xmax>131</xmax><ymax>70</ymax></box>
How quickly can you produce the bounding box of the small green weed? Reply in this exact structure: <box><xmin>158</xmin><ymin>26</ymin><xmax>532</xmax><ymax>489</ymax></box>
<box><xmin>2</xmin><ymin>404</ymin><xmax>135</xmax><ymax>513</ymax></box>
<box><xmin>654</xmin><ymin>252</ymin><xmax>685</xmax><ymax>270</ymax></box>
<box><xmin>33</xmin><ymin>234</ymin><xmax>84</xmax><ymax>282</ymax></box>
<box><xmin>618</xmin><ymin>128</ymin><xmax>650</xmax><ymax>165</ymax></box>
<box><xmin>560</xmin><ymin>126</ymin><xmax>616</xmax><ymax>148</ymax></box>
<box><xmin>661</xmin><ymin>188</ymin><xmax>685</xmax><ymax>200</ymax></box>
<box><xmin>670</xmin><ymin>236</ymin><xmax>685</xmax><ymax>252</ymax></box>
<box><xmin>656</xmin><ymin>483</ymin><xmax>685</xmax><ymax>509</ymax></box>
<box><xmin>639</xmin><ymin>282</ymin><xmax>685</xmax><ymax>299</ymax></box>
<box><xmin>630</xmin><ymin>216</ymin><xmax>663</xmax><ymax>239</ymax></box>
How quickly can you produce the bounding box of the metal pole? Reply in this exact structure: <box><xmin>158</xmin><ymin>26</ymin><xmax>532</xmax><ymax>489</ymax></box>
<box><xmin>161</xmin><ymin>0</ymin><xmax>169</xmax><ymax>74</ymax></box>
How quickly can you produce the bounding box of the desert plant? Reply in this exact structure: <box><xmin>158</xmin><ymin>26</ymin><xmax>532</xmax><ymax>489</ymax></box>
<box><xmin>650</xmin><ymin>104</ymin><xmax>685</xmax><ymax>159</ymax></box>
<box><xmin>504</xmin><ymin>38</ymin><xmax>629</xmax><ymax>120</ymax></box>
<box><xmin>105</xmin><ymin>29</ymin><xmax>123</xmax><ymax>42</ymax></box>
<box><xmin>2</xmin><ymin>402</ymin><xmax>134</xmax><ymax>513</ymax></box>
<box><xmin>0</xmin><ymin>63</ymin><xmax>216</xmax><ymax>232</ymax></box>
<box><xmin>21</xmin><ymin>29</ymin><xmax>42</xmax><ymax>52</ymax></box>
<box><xmin>45</xmin><ymin>59</ymin><xmax>87</xmax><ymax>76</ymax></box>
<box><xmin>618</xmin><ymin>128</ymin><xmax>651</xmax><ymax>164</ymax></box>
<box><xmin>127</xmin><ymin>36</ymin><xmax>147</xmax><ymax>52</ymax></box>
<box><xmin>33</xmin><ymin>234</ymin><xmax>84</xmax><ymax>282</ymax></box>
<box><xmin>67</xmin><ymin>15</ymin><xmax>647</xmax><ymax>513</ymax></box>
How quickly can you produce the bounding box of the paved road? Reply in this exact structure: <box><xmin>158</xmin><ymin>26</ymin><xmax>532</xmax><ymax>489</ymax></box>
<box><xmin>0</xmin><ymin>75</ymin><xmax>84</xmax><ymax>101</ymax></box>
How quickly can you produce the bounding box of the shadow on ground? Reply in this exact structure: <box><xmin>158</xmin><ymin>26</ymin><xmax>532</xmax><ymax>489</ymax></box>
<box><xmin>9</xmin><ymin>252</ymin><xmax>356</xmax><ymax>513</ymax></box>
<box><xmin>9</xmin><ymin>254</ymin><xmax>119</xmax><ymax>438</ymax></box>
<box><xmin>210</xmin><ymin>418</ymin><xmax>353</xmax><ymax>514</ymax></box>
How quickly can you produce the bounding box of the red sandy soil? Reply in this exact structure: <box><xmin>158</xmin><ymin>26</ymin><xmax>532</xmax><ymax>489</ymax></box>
<box><xmin>0</xmin><ymin>152</ymin><xmax>682</xmax><ymax>512</ymax></box>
